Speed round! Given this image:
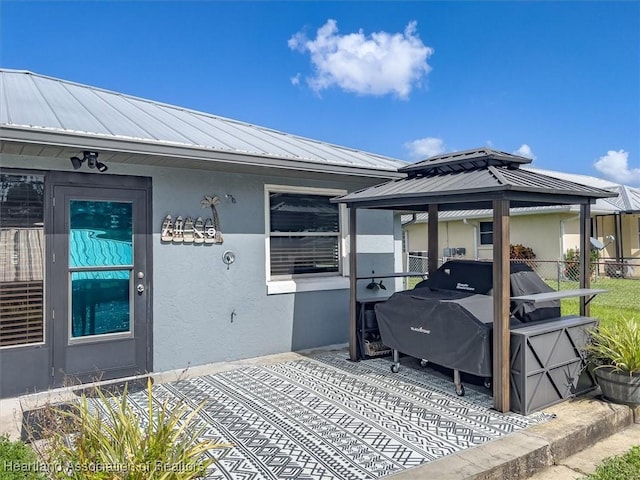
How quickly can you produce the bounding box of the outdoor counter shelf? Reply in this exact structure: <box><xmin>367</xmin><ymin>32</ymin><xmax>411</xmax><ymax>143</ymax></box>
<box><xmin>511</xmin><ymin>288</ymin><xmax>607</xmax><ymax>304</ymax></box>
<box><xmin>356</xmin><ymin>272</ymin><xmax>426</xmax><ymax>280</ymax></box>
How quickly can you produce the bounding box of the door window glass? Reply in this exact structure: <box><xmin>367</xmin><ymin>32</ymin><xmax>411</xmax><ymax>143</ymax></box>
<box><xmin>69</xmin><ymin>200</ymin><xmax>132</xmax><ymax>267</ymax></box>
<box><xmin>68</xmin><ymin>200</ymin><xmax>133</xmax><ymax>340</ymax></box>
<box><xmin>71</xmin><ymin>270</ymin><xmax>131</xmax><ymax>337</ymax></box>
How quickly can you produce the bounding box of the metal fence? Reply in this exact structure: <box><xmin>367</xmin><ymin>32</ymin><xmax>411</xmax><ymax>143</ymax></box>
<box><xmin>405</xmin><ymin>254</ymin><xmax>639</xmax><ymax>317</ymax></box>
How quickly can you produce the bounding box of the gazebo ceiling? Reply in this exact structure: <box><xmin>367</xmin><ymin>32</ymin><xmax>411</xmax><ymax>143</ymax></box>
<box><xmin>333</xmin><ymin>148</ymin><xmax>618</xmax><ymax>210</ymax></box>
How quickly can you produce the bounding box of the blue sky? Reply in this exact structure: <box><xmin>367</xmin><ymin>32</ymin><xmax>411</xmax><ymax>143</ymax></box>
<box><xmin>2</xmin><ymin>1</ymin><xmax>639</xmax><ymax>185</ymax></box>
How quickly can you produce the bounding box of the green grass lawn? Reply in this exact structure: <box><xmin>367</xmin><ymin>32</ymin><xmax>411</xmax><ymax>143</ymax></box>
<box><xmin>548</xmin><ymin>277</ymin><xmax>639</xmax><ymax>326</ymax></box>
<box><xmin>586</xmin><ymin>445</ymin><xmax>640</xmax><ymax>480</ymax></box>
<box><xmin>405</xmin><ymin>276</ymin><xmax>639</xmax><ymax>325</ymax></box>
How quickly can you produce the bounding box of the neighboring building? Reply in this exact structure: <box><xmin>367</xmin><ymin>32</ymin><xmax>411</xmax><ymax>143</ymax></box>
<box><xmin>0</xmin><ymin>69</ymin><xmax>406</xmax><ymax>398</ymax></box>
<box><xmin>403</xmin><ymin>168</ymin><xmax>640</xmax><ymax>276</ymax></box>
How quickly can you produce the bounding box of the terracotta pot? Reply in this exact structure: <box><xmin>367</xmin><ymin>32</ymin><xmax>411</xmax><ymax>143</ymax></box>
<box><xmin>594</xmin><ymin>367</ymin><xmax>640</xmax><ymax>405</ymax></box>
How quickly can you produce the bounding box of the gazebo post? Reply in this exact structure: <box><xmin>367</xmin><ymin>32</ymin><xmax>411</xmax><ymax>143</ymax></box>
<box><xmin>492</xmin><ymin>198</ymin><xmax>511</xmax><ymax>413</ymax></box>
<box><xmin>428</xmin><ymin>204</ymin><xmax>439</xmax><ymax>275</ymax></box>
<box><xmin>348</xmin><ymin>206</ymin><xmax>359</xmax><ymax>361</ymax></box>
<box><xmin>579</xmin><ymin>203</ymin><xmax>591</xmax><ymax>317</ymax></box>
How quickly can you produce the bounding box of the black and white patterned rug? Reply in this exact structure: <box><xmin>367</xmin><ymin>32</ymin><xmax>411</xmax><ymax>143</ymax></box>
<box><xmin>114</xmin><ymin>351</ymin><xmax>550</xmax><ymax>479</ymax></box>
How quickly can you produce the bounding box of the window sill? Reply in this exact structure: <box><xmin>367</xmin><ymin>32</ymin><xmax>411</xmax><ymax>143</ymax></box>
<box><xmin>267</xmin><ymin>276</ymin><xmax>350</xmax><ymax>295</ymax></box>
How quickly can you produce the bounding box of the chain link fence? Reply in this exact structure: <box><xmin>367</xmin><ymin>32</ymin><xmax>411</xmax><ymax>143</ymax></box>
<box><xmin>405</xmin><ymin>254</ymin><xmax>639</xmax><ymax>319</ymax></box>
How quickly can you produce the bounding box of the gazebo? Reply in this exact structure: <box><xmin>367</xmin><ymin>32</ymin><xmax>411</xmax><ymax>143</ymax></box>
<box><xmin>333</xmin><ymin>148</ymin><xmax>618</xmax><ymax>412</ymax></box>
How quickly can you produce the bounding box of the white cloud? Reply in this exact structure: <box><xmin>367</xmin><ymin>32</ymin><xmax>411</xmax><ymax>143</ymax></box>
<box><xmin>289</xmin><ymin>19</ymin><xmax>433</xmax><ymax>99</ymax></box>
<box><xmin>290</xmin><ymin>73</ymin><xmax>301</xmax><ymax>86</ymax></box>
<box><xmin>404</xmin><ymin>137</ymin><xmax>445</xmax><ymax>160</ymax></box>
<box><xmin>594</xmin><ymin>149</ymin><xmax>640</xmax><ymax>184</ymax></box>
<box><xmin>514</xmin><ymin>144</ymin><xmax>536</xmax><ymax>160</ymax></box>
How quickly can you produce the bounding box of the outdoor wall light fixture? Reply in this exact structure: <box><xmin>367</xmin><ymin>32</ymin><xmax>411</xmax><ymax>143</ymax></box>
<box><xmin>70</xmin><ymin>151</ymin><xmax>108</xmax><ymax>172</ymax></box>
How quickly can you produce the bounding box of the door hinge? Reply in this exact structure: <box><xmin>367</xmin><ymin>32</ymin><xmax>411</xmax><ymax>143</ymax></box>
<box><xmin>52</xmin><ymin>253</ymin><xmax>55</xmax><ymax>263</ymax></box>
<box><xmin>52</xmin><ymin>309</ymin><xmax>55</xmax><ymax>319</ymax></box>
<box><xmin>51</xmin><ymin>367</ymin><xmax>55</xmax><ymax>378</ymax></box>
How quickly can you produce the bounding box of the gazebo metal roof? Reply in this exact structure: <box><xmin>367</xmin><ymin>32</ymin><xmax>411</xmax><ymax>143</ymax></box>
<box><xmin>398</xmin><ymin>147</ymin><xmax>531</xmax><ymax>174</ymax></box>
<box><xmin>335</xmin><ymin>148</ymin><xmax>617</xmax><ymax>210</ymax></box>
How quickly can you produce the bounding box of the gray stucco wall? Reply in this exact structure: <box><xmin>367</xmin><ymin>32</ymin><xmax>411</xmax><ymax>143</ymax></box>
<box><xmin>1</xmin><ymin>154</ymin><xmax>398</xmax><ymax>374</ymax></box>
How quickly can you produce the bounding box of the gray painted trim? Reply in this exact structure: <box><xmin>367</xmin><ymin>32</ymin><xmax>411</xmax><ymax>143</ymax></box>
<box><xmin>1</xmin><ymin>127</ymin><xmax>406</xmax><ymax>179</ymax></box>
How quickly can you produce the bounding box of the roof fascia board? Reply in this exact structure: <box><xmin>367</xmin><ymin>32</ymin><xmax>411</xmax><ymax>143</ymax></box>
<box><xmin>1</xmin><ymin>126</ymin><xmax>405</xmax><ymax>180</ymax></box>
<box><xmin>504</xmin><ymin>186</ymin><xmax>613</xmax><ymax>201</ymax></box>
<box><xmin>336</xmin><ymin>188</ymin><xmax>605</xmax><ymax>209</ymax></box>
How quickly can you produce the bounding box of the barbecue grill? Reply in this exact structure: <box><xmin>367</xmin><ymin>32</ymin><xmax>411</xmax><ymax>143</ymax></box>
<box><xmin>375</xmin><ymin>260</ymin><xmax>561</xmax><ymax>395</ymax></box>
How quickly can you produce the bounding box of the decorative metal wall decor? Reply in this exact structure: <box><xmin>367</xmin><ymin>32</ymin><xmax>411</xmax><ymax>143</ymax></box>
<box><xmin>160</xmin><ymin>195</ymin><xmax>224</xmax><ymax>244</ymax></box>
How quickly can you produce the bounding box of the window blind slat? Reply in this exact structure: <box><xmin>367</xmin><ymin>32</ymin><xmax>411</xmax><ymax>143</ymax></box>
<box><xmin>0</xmin><ymin>280</ymin><xmax>44</xmax><ymax>346</ymax></box>
<box><xmin>268</xmin><ymin>191</ymin><xmax>341</xmax><ymax>277</ymax></box>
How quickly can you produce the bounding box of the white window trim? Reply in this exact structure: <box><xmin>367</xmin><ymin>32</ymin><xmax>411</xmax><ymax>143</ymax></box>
<box><xmin>265</xmin><ymin>184</ymin><xmax>348</xmax><ymax>295</ymax></box>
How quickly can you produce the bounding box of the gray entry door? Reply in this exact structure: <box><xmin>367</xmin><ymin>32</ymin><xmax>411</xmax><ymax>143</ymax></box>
<box><xmin>51</xmin><ymin>178</ymin><xmax>151</xmax><ymax>386</ymax></box>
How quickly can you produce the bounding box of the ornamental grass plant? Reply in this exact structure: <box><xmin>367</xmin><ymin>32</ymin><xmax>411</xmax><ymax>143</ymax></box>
<box><xmin>586</xmin><ymin>317</ymin><xmax>640</xmax><ymax>375</ymax></box>
<box><xmin>34</xmin><ymin>379</ymin><xmax>226</xmax><ymax>480</ymax></box>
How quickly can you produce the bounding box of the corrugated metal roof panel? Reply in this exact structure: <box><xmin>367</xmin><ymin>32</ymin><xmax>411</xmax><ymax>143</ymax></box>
<box><xmin>498</xmin><ymin>167</ymin><xmax>610</xmax><ymax>194</ymax></box>
<box><xmin>514</xmin><ymin>167</ymin><xmax>639</xmax><ymax>213</ymax></box>
<box><xmin>0</xmin><ymin>69</ymin><xmax>405</xmax><ymax>173</ymax></box>
<box><xmin>337</xmin><ymin>151</ymin><xmax>618</xmax><ymax>208</ymax></box>
<box><xmin>523</xmin><ymin>167</ymin><xmax>619</xmax><ymax>189</ymax></box>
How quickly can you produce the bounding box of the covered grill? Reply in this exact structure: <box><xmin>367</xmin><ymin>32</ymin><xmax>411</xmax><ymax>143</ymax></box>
<box><xmin>375</xmin><ymin>260</ymin><xmax>560</xmax><ymax>395</ymax></box>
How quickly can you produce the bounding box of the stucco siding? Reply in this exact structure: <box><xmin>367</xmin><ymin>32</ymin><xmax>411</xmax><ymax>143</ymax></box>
<box><xmin>405</xmin><ymin>212</ymin><xmax>583</xmax><ymax>262</ymax></box>
<box><xmin>511</xmin><ymin>214</ymin><xmax>563</xmax><ymax>260</ymax></box>
<box><xmin>1</xmin><ymin>153</ymin><xmax>396</xmax><ymax>373</ymax></box>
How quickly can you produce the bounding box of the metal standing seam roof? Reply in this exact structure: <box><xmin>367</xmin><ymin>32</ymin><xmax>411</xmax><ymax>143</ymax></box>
<box><xmin>523</xmin><ymin>167</ymin><xmax>640</xmax><ymax>213</ymax></box>
<box><xmin>334</xmin><ymin>148</ymin><xmax>618</xmax><ymax>210</ymax></box>
<box><xmin>0</xmin><ymin>69</ymin><xmax>406</xmax><ymax>175</ymax></box>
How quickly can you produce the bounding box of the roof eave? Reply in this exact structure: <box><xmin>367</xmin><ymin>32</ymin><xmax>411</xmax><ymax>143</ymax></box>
<box><xmin>334</xmin><ymin>184</ymin><xmax>614</xmax><ymax>210</ymax></box>
<box><xmin>0</xmin><ymin>125</ymin><xmax>405</xmax><ymax>179</ymax></box>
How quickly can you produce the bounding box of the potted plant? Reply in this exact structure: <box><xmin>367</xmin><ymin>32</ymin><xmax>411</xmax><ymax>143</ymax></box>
<box><xmin>586</xmin><ymin>317</ymin><xmax>640</xmax><ymax>405</ymax></box>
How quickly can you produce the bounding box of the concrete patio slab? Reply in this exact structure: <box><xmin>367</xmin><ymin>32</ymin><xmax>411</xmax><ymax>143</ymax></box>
<box><xmin>1</xmin><ymin>347</ymin><xmax>637</xmax><ymax>480</ymax></box>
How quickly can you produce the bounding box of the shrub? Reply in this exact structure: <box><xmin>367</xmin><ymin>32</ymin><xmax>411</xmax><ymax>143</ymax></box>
<box><xmin>37</xmin><ymin>380</ymin><xmax>227</xmax><ymax>480</ymax></box>
<box><xmin>0</xmin><ymin>435</ymin><xmax>45</xmax><ymax>480</ymax></box>
<box><xmin>510</xmin><ymin>244</ymin><xmax>536</xmax><ymax>260</ymax></box>
<box><xmin>564</xmin><ymin>247</ymin><xmax>599</xmax><ymax>281</ymax></box>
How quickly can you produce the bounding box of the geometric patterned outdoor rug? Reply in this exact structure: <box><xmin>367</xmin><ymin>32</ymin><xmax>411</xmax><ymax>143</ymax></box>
<box><xmin>103</xmin><ymin>350</ymin><xmax>551</xmax><ymax>480</ymax></box>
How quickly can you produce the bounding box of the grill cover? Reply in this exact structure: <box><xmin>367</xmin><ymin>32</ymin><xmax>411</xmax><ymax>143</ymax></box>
<box><xmin>375</xmin><ymin>260</ymin><xmax>561</xmax><ymax>377</ymax></box>
<box><xmin>376</xmin><ymin>289</ymin><xmax>494</xmax><ymax>376</ymax></box>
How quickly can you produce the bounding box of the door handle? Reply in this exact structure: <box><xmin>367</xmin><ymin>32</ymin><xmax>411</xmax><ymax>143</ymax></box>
<box><xmin>137</xmin><ymin>284</ymin><xmax>145</xmax><ymax>294</ymax></box>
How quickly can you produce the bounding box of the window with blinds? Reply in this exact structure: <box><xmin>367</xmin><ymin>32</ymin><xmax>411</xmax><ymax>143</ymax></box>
<box><xmin>480</xmin><ymin>221</ymin><xmax>493</xmax><ymax>245</ymax></box>
<box><xmin>269</xmin><ymin>191</ymin><xmax>340</xmax><ymax>277</ymax></box>
<box><xmin>0</xmin><ymin>173</ymin><xmax>45</xmax><ymax>348</ymax></box>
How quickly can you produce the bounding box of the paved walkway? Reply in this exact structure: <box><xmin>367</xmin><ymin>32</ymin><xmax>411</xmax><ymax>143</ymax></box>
<box><xmin>527</xmin><ymin>423</ymin><xmax>640</xmax><ymax>479</ymax></box>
